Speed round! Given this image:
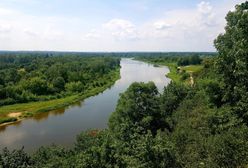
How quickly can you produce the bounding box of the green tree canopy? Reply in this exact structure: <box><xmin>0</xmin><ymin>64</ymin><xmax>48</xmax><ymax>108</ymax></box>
<box><xmin>109</xmin><ymin>82</ymin><xmax>161</xmax><ymax>138</ymax></box>
<box><xmin>214</xmin><ymin>2</ymin><xmax>248</xmax><ymax>124</ymax></box>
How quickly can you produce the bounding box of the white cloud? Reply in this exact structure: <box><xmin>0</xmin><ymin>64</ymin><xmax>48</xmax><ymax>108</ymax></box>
<box><xmin>84</xmin><ymin>29</ymin><xmax>101</xmax><ymax>39</ymax></box>
<box><xmin>103</xmin><ymin>19</ymin><xmax>138</xmax><ymax>40</ymax></box>
<box><xmin>23</xmin><ymin>29</ymin><xmax>38</xmax><ymax>37</ymax></box>
<box><xmin>0</xmin><ymin>5</ymin><xmax>80</xmax><ymax>50</ymax></box>
<box><xmin>140</xmin><ymin>1</ymin><xmax>221</xmax><ymax>51</ymax></box>
<box><xmin>0</xmin><ymin>24</ymin><xmax>11</xmax><ymax>33</ymax></box>
<box><xmin>197</xmin><ymin>1</ymin><xmax>213</xmax><ymax>15</ymax></box>
<box><xmin>42</xmin><ymin>27</ymin><xmax>64</xmax><ymax>40</ymax></box>
<box><xmin>153</xmin><ymin>21</ymin><xmax>171</xmax><ymax>30</ymax></box>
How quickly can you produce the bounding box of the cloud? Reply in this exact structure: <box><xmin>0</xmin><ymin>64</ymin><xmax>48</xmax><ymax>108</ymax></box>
<box><xmin>138</xmin><ymin>1</ymin><xmax>221</xmax><ymax>51</ymax></box>
<box><xmin>0</xmin><ymin>5</ymin><xmax>78</xmax><ymax>50</ymax></box>
<box><xmin>84</xmin><ymin>29</ymin><xmax>101</xmax><ymax>39</ymax></box>
<box><xmin>24</xmin><ymin>29</ymin><xmax>38</xmax><ymax>37</ymax></box>
<box><xmin>159</xmin><ymin>2</ymin><xmax>216</xmax><ymax>29</ymax></box>
<box><xmin>0</xmin><ymin>0</ymin><xmax>246</xmax><ymax>51</ymax></box>
<box><xmin>103</xmin><ymin>19</ymin><xmax>134</xmax><ymax>31</ymax></box>
<box><xmin>0</xmin><ymin>7</ymin><xmax>17</xmax><ymax>15</ymax></box>
<box><xmin>197</xmin><ymin>1</ymin><xmax>213</xmax><ymax>15</ymax></box>
<box><xmin>196</xmin><ymin>1</ymin><xmax>217</xmax><ymax>27</ymax></box>
<box><xmin>103</xmin><ymin>19</ymin><xmax>138</xmax><ymax>40</ymax></box>
<box><xmin>0</xmin><ymin>25</ymin><xmax>11</xmax><ymax>33</ymax></box>
<box><xmin>153</xmin><ymin>21</ymin><xmax>171</xmax><ymax>30</ymax></box>
<box><xmin>42</xmin><ymin>27</ymin><xmax>64</xmax><ymax>40</ymax></box>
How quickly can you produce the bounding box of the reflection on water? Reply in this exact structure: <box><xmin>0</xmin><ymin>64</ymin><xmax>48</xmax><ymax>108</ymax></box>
<box><xmin>0</xmin><ymin>59</ymin><xmax>171</xmax><ymax>152</ymax></box>
<box><xmin>0</xmin><ymin>121</ymin><xmax>22</xmax><ymax>132</ymax></box>
<box><xmin>32</xmin><ymin>108</ymin><xmax>66</xmax><ymax>122</ymax></box>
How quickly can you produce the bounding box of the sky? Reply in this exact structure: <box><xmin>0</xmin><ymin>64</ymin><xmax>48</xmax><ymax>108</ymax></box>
<box><xmin>0</xmin><ymin>0</ymin><xmax>245</xmax><ymax>52</ymax></box>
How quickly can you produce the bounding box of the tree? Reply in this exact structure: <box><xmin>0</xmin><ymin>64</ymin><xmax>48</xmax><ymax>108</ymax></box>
<box><xmin>109</xmin><ymin>82</ymin><xmax>161</xmax><ymax>139</ymax></box>
<box><xmin>214</xmin><ymin>2</ymin><xmax>248</xmax><ymax>124</ymax></box>
<box><xmin>189</xmin><ymin>55</ymin><xmax>202</xmax><ymax>65</ymax></box>
<box><xmin>0</xmin><ymin>54</ymin><xmax>120</xmax><ymax>106</ymax></box>
<box><xmin>0</xmin><ymin>147</ymin><xmax>33</xmax><ymax>168</ymax></box>
<box><xmin>129</xmin><ymin>131</ymin><xmax>179</xmax><ymax>168</ymax></box>
<box><xmin>160</xmin><ymin>83</ymin><xmax>189</xmax><ymax>131</ymax></box>
<box><xmin>52</xmin><ymin>77</ymin><xmax>65</xmax><ymax>92</ymax></box>
<box><xmin>208</xmin><ymin>126</ymin><xmax>248</xmax><ymax>167</ymax></box>
<box><xmin>28</xmin><ymin>77</ymin><xmax>48</xmax><ymax>95</ymax></box>
<box><xmin>32</xmin><ymin>145</ymin><xmax>70</xmax><ymax>168</ymax></box>
<box><xmin>65</xmin><ymin>81</ymin><xmax>83</xmax><ymax>93</ymax></box>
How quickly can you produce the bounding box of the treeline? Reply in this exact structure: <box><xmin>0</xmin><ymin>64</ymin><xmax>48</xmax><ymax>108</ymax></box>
<box><xmin>113</xmin><ymin>52</ymin><xmax>216</xmax><ymax>58</ymax></box>
<box><xmin>0</xmin><ymin>51</ymin><xmax>216</xmax><ymax>58</ymax></box>
<box><xmin>137</xmin><ymin>54</ymin><xmax>203</xmax><ymax>66</ymax></box>
<box><xmin>0</xmin><ymin>55</ymin><xmax>120</xmax><ymax>106</ymax></box>
<box><xmin>177</xmin><ymin>55</ymin><xmax>202</xmax><ymax>66</ymax></box>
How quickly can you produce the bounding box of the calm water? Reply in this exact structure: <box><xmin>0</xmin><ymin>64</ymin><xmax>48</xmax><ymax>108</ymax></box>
<box><xmin>0</xmin><ymin>59</ymin><xmax>171</xmax><ymax>152</ymax></box>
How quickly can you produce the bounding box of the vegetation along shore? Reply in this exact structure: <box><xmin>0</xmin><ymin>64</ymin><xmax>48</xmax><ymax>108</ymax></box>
<box><xmin>0</xmin><ymin>55</ymin><xmax>120</xmax><ymax>125</ymax></box>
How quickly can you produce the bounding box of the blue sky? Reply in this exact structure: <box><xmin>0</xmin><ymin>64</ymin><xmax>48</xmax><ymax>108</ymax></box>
<box><xmin>0</xmin><ymin>0</ymin><xmax>245</xmax><ymax>51</ymax></box>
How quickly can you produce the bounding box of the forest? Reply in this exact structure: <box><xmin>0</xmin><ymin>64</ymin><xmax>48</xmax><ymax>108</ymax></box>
<box><xmin>0</xmin><ymin>1</ymin><xmax>248</xmax><ymax>168</ymax></box>
<box><xmin>0</xmin><ymin>55</ymin><xmax>120</xmax><ymax>124</ymax></box>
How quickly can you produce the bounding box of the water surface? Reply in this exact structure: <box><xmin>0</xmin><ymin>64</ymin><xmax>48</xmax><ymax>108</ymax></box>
<box><xmin>0</xmin><ymin>59</ymin><xmax>171</xmax><ymax>152</ymax></box>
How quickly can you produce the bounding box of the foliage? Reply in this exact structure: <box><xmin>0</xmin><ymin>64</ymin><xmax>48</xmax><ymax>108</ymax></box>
<box><xmin>32</xmin><ymin>145</ymin><xmax>72</xmax><ymax>168</ymax></box>
<box><xmin>109</xmin><ymin>82</ymin><xmax>162</xmax><ymax>138</ymax></box>
<box><xmin>214</xmin><ymin>2</ymin><xmax>248</xmax><ymax>125</ymax></box>
<box><xmin>177</xmin><ymin>55</ymin><xmax>202</xmax><ymax>66</ymax></box>
<box><xmin>0</xmin><ymin>148</ymin><xmax>33</xmax><ymax>168</ymax></box>
<box><xmin>0</xmin><ymin>55</ymin><xmax>120</xmax><ymax>106</ymax></box>
<box><xmin>0</xmin><ymin>55</ymin><xmax>120</xmax><ymax>124</ymax></box>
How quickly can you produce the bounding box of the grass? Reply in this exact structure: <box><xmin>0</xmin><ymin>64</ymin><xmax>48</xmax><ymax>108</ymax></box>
<box><xmin>164</xmin><ymin>63</ymin><xmax>181</xmax><ymax>83</ymax></box>
<box><xmin>135</xmin><ymin>58</ymin><xmax>203</xmax><ymax>84</ymax></box>
<box><xmin>0</xmin><ymin>117</ymin><xmax>17</xmax><ymax>124</ymax></box>
<box><xmin>0</xmin><ymin>68</ymin><xmax>120</xmax><ymax>125</ymax></box>
<box><xmin>136</xmin><ymin>58</ymin><xmax>181</xmax><ymax>83</ymax></box>
<box><xmin>181</xmin><ymin>65</ymin><xmax>203</xmax><ymax>73</ymax></box>
<box><xmin>0</xmin><ymin>95</ymin><xmax>79</xmax><ymax>116</ymax></box>
<box><xmin>166</xmin><ymin>64</ymin><xmax>203</xmax><ymax>84</ymax></box>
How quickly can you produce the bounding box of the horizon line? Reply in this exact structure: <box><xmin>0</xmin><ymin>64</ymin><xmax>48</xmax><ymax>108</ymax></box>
<box><xmin>0</xmin><ymin>50</ymin><xmax>217</xmax><ymax>53</ymax></box>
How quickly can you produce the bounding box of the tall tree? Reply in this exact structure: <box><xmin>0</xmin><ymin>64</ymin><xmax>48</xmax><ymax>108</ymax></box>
<box><xmin>214</xmin><ymin>2</ymin><xmax>248</xmax><ymax>124</ymax></box>
<box><xmin>109</xmin><ymin>82</ymin><xmax>161</xmax><ymax>139</ymax></box>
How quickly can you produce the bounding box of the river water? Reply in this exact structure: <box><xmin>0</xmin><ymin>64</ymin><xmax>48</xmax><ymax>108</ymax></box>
<box><xmin>0</xmin><ymin>58</ymin><xmax>171</xmax><ymax>152</ymax></box>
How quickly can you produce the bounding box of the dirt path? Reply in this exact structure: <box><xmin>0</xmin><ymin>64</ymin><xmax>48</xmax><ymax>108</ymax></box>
<box><xmin>8</xmin><ymin>112</ymin><xmax>22</xmax><ymax>118</ymax></box>
<box><xmin>189</xmin><ymin>72</ymin><xmax>194</xmax><ymax>87</ymax></box>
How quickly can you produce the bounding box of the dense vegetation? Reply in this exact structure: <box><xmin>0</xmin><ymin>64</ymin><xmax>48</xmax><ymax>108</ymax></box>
<box><xmin>0</xmin><ymin>2</ymin><xmax>248</xmax><ymax>168</ymax></box>
<box><xmin>0</xmin><ymin>55</ymin><xmax>120</xmax><ymax>105</ymax></box>
<box><xmin>137</xmin><ymin>54</ymin><xmax>204</xmax><ymax>66</ymax></box>
<box><xmin>0</xmin><ymin>55</ymin><xmax>120</xmax><ymax>124</ymax></box>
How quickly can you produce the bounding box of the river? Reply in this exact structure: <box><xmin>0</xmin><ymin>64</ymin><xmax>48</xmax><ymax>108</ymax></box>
<box><xmin>0</xmin><ymin>58</ymin><xmax>171</xmax><ymax>152</ymax></box>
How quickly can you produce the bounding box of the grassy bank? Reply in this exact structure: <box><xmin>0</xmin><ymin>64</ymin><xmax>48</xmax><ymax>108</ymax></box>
<box><xmin>0</xmin><ymin>68</ymin><xmax>120</xmax><ymax>125</ymax></box>
<box><xmin>135</xmin><ymin>58</ymin><xmax>180</xmax><ymax>82</ymax></box>
<box><xmin>0</xmin><ymin>117</ymin><xmax>17</xmax><ymax>125</ymax></box>
<box><xmin>136</xmin><ymin>58</ymin><xmax>203</xmax><ymax>84</ymax></box>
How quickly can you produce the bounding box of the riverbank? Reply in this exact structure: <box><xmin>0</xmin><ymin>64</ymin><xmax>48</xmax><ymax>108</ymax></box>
<box><xmin>134</xmin><ymin>58</ymin><xmax>179</xmax><ymax>82</ymax></box>
<box><xmin>135</xmin><ymin>58</ymin><xmax>203</xmax><ymax>84</ymax></box>
<box><xmin>0</xmin><ymin>68</ymin><xmax>120</xmax><ymax>126</ymax></box>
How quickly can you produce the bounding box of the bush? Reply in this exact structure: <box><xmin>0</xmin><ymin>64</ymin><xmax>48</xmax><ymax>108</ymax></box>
<box><xmin>0</xmin><ymin>98</ymin><xmax>16</xmax><ymax>106</ymax></box>
<box><xmin>180</xmin><ymin>72</ymin><xmax>190</xmax><ymax>81</ymax></box>
<box><xmin>0</xmin><ymin>147</ymin><xmax>33</xmax><ymax>168</ymax></box>
<box><xmin>65</xmin><ymin>81</ymin><xmax>84</xmax><ymax>93</ymax></box>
